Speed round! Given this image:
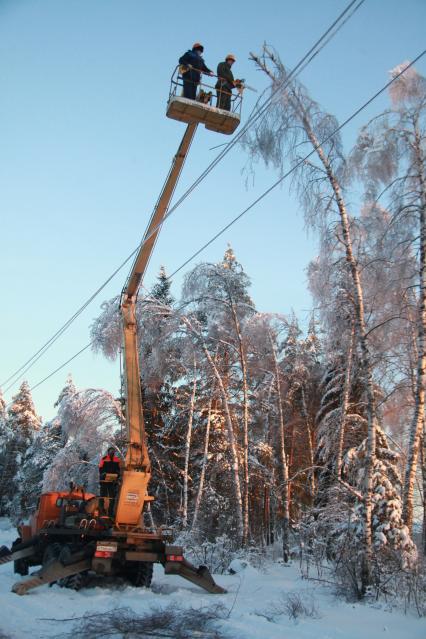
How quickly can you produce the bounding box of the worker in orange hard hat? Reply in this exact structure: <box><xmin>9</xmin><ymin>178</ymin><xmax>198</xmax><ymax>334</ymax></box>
<box><xmin>178</xmin><ymin>43</ymin><xmax>214</xmax><ymax>100</ymax></box>
<box><xmin>216</xmin><ymin>54</ymin><xmax>238</xmax><ymax>111</ymax></box>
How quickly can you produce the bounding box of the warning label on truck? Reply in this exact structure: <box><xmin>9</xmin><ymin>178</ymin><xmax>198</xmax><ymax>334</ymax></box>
<box><xmin>125</xmin><ymin>491</ymin><xmax>140</xmax><ymax>504</ymax></box>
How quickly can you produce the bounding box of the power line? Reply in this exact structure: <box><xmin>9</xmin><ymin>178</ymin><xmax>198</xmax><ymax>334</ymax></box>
<box><xmin>1</xmin><ymin>249</ymin><xmax>138</xmax><ymax>392</ymax></box>
<box><xmin>4</xmin><ymin>342</ymin><xmax>94</xmax><ymax>410</ymax></box>
<box><xmin>1</xmin><ymin>0</ymin><xmax>365</xmax><ymax>393</ymax></box>
<box><xmin>16</xmin><ymin>49</ymin><xmax>426</xmax><ymax>400</ymax></box>
<box><xmin>30</xmin><ymin>343</ymin><xmax>94</xmax><ymax>393</ymax></box>
<box><xmin>168</xmin><ymin>51</ymin><xmax>426</xmax><ymax>279</ymax></box>
<box><xmin>150</xmin><ymin>0</ymin><xmax>366</xmax><ymax>223</ymax></box>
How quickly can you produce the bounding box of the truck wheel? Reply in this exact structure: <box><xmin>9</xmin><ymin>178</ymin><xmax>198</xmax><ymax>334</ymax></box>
<box><xmin>57</xmin><ymin>545</ymin><xmax>87</xmax><ymax>591</ymax></box>
<box><xmin>127</xmin><ymin>561</ymin><xmax>153</xmax><ymax>588</ymax></box>
<box><xmin>42</xmin><ymin>543</ymin><xmax>62</xmax><ymax>565</ymax></box>
<box><xmin>12</xmin><ymin>538</ymin><xmax>28</xmax><ymax>576</ymax></box>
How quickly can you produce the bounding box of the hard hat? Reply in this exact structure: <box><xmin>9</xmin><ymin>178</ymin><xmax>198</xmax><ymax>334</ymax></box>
<box><xmin>226</xmin><ymin>53</ymin><xmax>236</xmax><ymax>62</ymax></box>
<box><xmin>192</xmin><ymin>42</ymin><xmax>204</xmax><ymax>51</ymax></box>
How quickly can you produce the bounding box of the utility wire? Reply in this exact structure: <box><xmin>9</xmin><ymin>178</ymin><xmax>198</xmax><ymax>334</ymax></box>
<box><xmin>162</xmin><ymin>0</ymin><xmax>366</xmax><ymax>211</ymax></box>
<box><xmin>0</xmin><ymin>0</ymin><xmax>365</xmax><ymax>393</ymax></box>
<box><xmin>29</xmin><ymin>343</ymin><xmax>94</xmax><ymax>393</ymax></box>
<box><xmin>1</xmin><ymin>249</ymin><xmax>138</xmax><ymax>392</ymax></box>
<box><xmin>168</xmin><ymin>52</ymin><xmax>426</xmax><ymax>279</ymax></box>
<box><xmin>14</xmin><ymin>50</ymin><xmax>426</xmax><ymax>401</ymax></box>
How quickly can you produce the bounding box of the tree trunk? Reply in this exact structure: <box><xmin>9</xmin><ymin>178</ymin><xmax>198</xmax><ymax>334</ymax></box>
<box><xmin>230</xmin><ymin>302</ymin><xmax>250</xmax><ymax>546</ymax></box>
<box><xmin>181</xmin><ymin>316</ymin><xmax>244</xmax><ymax>543</ymax></box>
<box><xmin>336</xmin><ymin>323</ymin><xmax>355</xmax><ymax>479</ymax></box>
<box><xmin>203</xmin><ymin>344</ymin><xmax>244</xmax><ymax>543</ymax></box>
<box><xmin>183</xmin><ymin>358</ymin><xmax>197</xmax><ymax>528</ymax></box>
<box><xmin>192</xmin><ymin>394</ymin><xmax>214</xmax><ymax>531</ymax></box>
<box><xmin>296</xmin><ymin>96</ymin><xmax>376</xmax><ymax>591</ymax></box>
<box><xmin>403</xmin><ymin>121</ymin><xmax>426</xmax><ymax>532</ymax></box>
<box><xmin>251</xmin><ymin>52</ymin><xmax>378</xmax><ymax>586</ymax></box>
<box><xmin>301</xmin><ymin>387</ymin><xmax>316</xmax><ymax>499</ymax></box>
<box><xmin>269</xmin><ymin>331</ymin><xmax>290</xmax><ymax>563</ymax></box>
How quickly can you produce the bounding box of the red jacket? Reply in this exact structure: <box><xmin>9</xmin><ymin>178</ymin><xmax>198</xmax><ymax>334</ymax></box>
<box><xmin>99</xmin><ymin>454</ymin><xmax>121</xmax><ymax>480</ymax></box>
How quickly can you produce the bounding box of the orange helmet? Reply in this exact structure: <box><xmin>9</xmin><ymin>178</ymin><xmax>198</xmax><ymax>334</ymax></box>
<box><xmin>226</xmin><ymin>53</ymin><xmax>236</xmax><ymax>62</ymax></box>
<box><xmin>192</xmin><ymin>42</ymin><xmax>204</xmax><ymax>52</ymax></box>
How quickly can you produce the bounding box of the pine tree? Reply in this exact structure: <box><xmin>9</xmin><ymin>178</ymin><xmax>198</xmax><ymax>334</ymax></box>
<box><xmin>333</xmin><ymin>426</ymin><xmax>418</xmax><ymax>595</ymax></box>
<box><xmin>151</xmin><ymin>266</ymin><xmax>174</xmax><ymax>307</ymax></box>
<box><xmin>10</xmin><ymin>418</ymin><xmax>63</xmax><ymax>520</ymax></box>
<box><xmin>0</xmin><ymin>388</ymin><xmax>9</xmax><ymax>510</ymax></box>
<box><xmin>0</xmin><ymin>381</ymin><xmax>41</xmax><ymax>515</ymax></box>
<box><xmin>0</xmin><ymin>389</ymin><xmax>5</xmax><ymax>423</ymax></box>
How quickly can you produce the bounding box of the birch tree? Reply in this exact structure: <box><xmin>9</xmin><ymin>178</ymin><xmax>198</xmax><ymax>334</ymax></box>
<box><xmin>182</xmin><ymin>356</ymin><xmax>197</xmax><ymax>527</ymax></box>
<box><xmin>182</xmin><ymin>248</ymin><xmax>254</xmax><ymax>544</ymax></box>
<box><xmin>245</xmin><ymin>45</ymin><xmax>379</xmax><ymax>587</ymax></box>
<box><xmin>179</xmin><ymin>313</ymin><xmax>244</xmax><ymax>544</ymax></box>
<box><xmin>352</xmin><ymin>62</ymin><xmax>426</xmax><ymax>533</ymax></box>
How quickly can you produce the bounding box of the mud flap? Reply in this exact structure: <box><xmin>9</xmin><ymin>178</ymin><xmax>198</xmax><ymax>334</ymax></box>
<box><xmin>164</xmin><ymin>558</ymin><xmax>226</xmax><ymax>594</ymax></box>
<box><xmin>12</xmin><ymin>557</ymin><xmax>92</xmax><ymax>595</ymax></box>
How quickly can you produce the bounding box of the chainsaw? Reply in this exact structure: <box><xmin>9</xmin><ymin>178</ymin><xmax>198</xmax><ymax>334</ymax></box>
<box><xmin>235</xmin><ymin>78</ymin><xmax>257</xmax><ymax>93</ymax></box>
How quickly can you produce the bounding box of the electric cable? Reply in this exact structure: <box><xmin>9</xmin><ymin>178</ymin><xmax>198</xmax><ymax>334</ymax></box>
<box><xmin>0</xmin><ymin>0</ymin><xmax>366</xmax><ymax>393</ymax></box>
<box><xmin>13</xmin><ymin>50</ymin><xmax>425</xmax><ymax>401</ymax></box>
<box><xmin>168</xmin><ymin>51</ymin><xmax>426</xmax><ymax>279</ymax></box>
<box><xmin>1</xmin><ymin>248</ymin><xmax>139</xmax><ymax>392</ymax></box>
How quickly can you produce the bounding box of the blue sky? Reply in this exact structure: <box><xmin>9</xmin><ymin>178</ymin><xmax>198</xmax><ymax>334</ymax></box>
<box><xmin>1</xmin><ymin>0</ymin><xmax>425</xmax><ymax>420</ymax></box>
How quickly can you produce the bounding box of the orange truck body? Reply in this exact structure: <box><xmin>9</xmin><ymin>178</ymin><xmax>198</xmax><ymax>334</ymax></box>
<box><xmin>20</xmin><ymin>491</ymin><xmax>95</xmax><ymax>541</ymax></box>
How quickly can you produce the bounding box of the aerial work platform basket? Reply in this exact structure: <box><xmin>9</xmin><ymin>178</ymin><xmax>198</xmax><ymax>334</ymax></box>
<box><xmin>166</xmin><ymin>66</ymin><xmax>242</xmax><ymax>135</ymax></box>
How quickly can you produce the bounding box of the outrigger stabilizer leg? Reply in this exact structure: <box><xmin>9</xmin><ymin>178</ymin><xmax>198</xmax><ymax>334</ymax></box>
<box><xmin>5</xmin><ymin>540</ymin><xmax>226</xmax><ymax>595</ymax></box>
<box><xmin>164</xmin><ymin>557</ymin><xmax>226</xmax><ymax>594</ymax></box>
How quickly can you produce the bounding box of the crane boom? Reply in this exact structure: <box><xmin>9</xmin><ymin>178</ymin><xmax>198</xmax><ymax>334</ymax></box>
<box><xmin>116</xmin><ymin>122</ymin><xmax>198</xmax><ymax>526</ymax></box>
<box><xmin>6</xmin><ymin>83</ymin><xmax>239</xmax><ymax>598</ymax></box>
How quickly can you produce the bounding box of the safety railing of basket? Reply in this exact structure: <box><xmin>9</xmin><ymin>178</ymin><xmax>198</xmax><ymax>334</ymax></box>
<box><xmin>169</xmin><ymin>65</ymin><xmax>243</xmax><ymax>115</ymax></box>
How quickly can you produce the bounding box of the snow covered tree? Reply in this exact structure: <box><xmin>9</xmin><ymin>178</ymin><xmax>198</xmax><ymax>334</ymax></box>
<box><xmin>245</xmin><ymin>44</ymin><xmax>399</xmax><ymax>588</ymax></box>
<box><xmin>10</xmin><ymin>417</ymin><xmax>63</xmax><ymax>520</ymax></box>
<box><xmin>332</xmin><ymin>426</ymin><xmax>418</xmax><ymax>596</ymax></box>
<box><xmin>0</xmin><ymin>381</ymin><xmax>41</xmax><ymax>515</ymax></box>
<box><xmin>181</xmin><ymin>248</ymin><xmax>255</xmax><ymax>545</ymax></box>
<box><xmin>44</xmin><ymin>381</ymin><xmax>123</xmax><ymax>494</ymax></box>
<box><xmin>0</xmin><ymin>389</ymin><xmax>5</xmax><ymax>423</ymax></box>
<box><xmin>0</xmin><ymin>388</ymin><xmax>9</xmax><ymax>511</ymax></box>
<box><xmin>352</xmin><ymin>62</ymin><xmax>426</xmax><ymax>535</ymax></box>
<box><xmin>151</xmin><ymin>265</ymin><xmax>174</xmax><ymax>307</ymax></box>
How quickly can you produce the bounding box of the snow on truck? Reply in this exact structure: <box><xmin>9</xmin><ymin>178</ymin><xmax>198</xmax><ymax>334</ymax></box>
<box><xmin>0</xmin><ymin>70</ymin><xmax>244</xmax><ymax>595</ymax></box>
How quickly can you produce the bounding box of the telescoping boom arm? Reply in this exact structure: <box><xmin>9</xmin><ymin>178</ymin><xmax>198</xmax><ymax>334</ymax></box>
<box><xmin>115</xmin><ymin>123</ymin><xmax>198</xmax><ymax>526</ymax></box>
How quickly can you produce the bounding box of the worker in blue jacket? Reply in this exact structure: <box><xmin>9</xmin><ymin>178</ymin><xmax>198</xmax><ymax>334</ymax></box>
<box><xmin>179</xmin><ymin>42</ymin><xmax>213</xmax><ymax>100</ymax></box>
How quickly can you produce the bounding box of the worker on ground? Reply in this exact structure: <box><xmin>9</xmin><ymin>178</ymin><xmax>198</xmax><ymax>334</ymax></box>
<box><xmin>179</xmin><ymin>43</ymin><xmax>213</xmax><ymax>100</ymax></box>
<box><xmin>99</xmin><ymin>446</ymin><xmax>121</xmax><ymax>516</ymax></box>
<box><xmin>216</xmin><ymin>54</ymin><xmax>238</xmax><ymax>111</ymax></box>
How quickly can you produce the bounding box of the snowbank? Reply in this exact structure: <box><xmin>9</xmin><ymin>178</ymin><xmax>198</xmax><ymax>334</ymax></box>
<box><xmin>0</xmin><ymin>519</ymin><xmax>422</xmax><ymax>639</ymax></box>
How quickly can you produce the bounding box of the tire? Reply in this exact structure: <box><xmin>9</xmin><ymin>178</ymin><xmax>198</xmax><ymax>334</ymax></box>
<box><xmin>42</xmin><ymin>542</ymin><xmax>63</xmax><ymax>565</ymax></box>
<box><xmin>126</xmin><ymin>561</ymin><xmax>153</xmax><ymax>588</ymax></box>
<box><xmin>57</xmin><ymin>545</ymin><xmax>88</xmax><ymax>591</ymax></box>
<box><xmin>12</xmin><ymin>537</ymin><xmax>28</xmax><ymax>576</ymax></box>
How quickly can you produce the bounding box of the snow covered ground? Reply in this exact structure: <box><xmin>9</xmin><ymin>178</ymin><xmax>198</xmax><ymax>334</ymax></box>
<box><xmin>0</xmin><ymin>519</ymin><xmax>424</xmax><ymax>639</ymax></box>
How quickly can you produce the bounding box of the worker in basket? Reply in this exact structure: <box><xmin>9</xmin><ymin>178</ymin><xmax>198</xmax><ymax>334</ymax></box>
<box><xmin>99</xmin><ymin>446</ymin><xmax>121</xmax><ymax>516</ymax></box>
<box><xmin>216</xmin><ymin>54</ymin><xmax>242</xmax><ymax>111</ymax></box>
<box><xmin>178</xmin><ymin>42</ymin><xmax>214</xmax><ymax>100</ymax></box>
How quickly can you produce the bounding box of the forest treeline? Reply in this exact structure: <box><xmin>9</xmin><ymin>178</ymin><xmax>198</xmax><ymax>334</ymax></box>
<box><xmin>1</xmin><ymin>49</ymin><xmax>425</xmax><ymax>600</ymax></box>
